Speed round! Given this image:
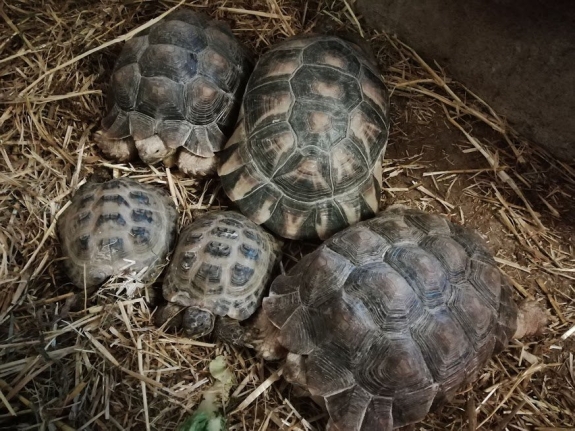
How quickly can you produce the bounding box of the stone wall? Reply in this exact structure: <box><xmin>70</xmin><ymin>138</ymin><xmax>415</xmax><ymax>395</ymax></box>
<box><xmin>356</xmin><ymin>0</ymin><xmax>575</xmax><ymax>162</ymax></box>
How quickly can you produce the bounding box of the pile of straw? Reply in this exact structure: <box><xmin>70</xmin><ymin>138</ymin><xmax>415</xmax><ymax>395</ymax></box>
<box><xmin>1</xmin><ymin>0</ymin><xmax>574</xmax><ymax>429</ymax></box>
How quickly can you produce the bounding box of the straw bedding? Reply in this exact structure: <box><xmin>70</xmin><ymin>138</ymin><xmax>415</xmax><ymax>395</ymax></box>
<box><xmin>1</xmin><ymin>1</ymin><xmax>574</xmax><ymax>429</ymax></box>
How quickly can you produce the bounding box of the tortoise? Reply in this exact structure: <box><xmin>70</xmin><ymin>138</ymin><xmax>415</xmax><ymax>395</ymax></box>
<box><xmin>95</xmin><ymin>8</ymin><xmax>253</xmax><ymax>176</ymax></box>
<box><xmin>155</xmin><ymin>210</ymin><xmax>281</xmax><ymax>338</ymax></box>
<box><xmin>218</xmin><ymin>33</ymin><xmax>390</xmax><ymax>241</ymax></box>
<box><xmin>57</xmin><ymin>177</ymin><xmax>178</xmax><ymax>288</ymax></box>
<box><xmin>233</xmin><ymin>205</ymin><xmax>547</xmax><ymax>430</ymax></box>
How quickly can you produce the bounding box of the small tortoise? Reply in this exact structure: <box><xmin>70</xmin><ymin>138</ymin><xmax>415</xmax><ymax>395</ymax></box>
<box><xmin>219</xmin><ymin>33</ymin><xmax>390</xmax><ymax>240</ymax></box>
<box><xmin>96</xmin><ymin>9</ymin><xmax>253</xmax><ymax>176</ymax></box>
<box><xmin>156</xmin><ymin>211</ymin><xmax>281</xmax><ymax>338</ymax></box>
<box><xmin>243</xmin><ymin>205</ymin><xmax>547</xmax><ymax>430</ymax></box>
<box><xmin>57</xmin><ymin>177</ymin><xmax>178</xmax><ymax>288</ymax></box>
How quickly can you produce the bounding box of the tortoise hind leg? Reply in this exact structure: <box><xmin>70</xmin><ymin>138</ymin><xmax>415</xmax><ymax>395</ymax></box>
<box><xmin>214</xmin><ymin>310</ymin><xmax>287</xmax><ymax>361</ymax></box>
<box><xmin>246</xmin><ymin>309</ymin><xmax>287</xmax><ymax>360</ymax></box>
<box><xmin>213</xmin><ymin>315</ymin><xmax>249</xmax><ymax>347</ymax></box>
<box><xmin>94</xmin><ymin>130</ymin><xmax>138</xmax><ymax>162</ymax></box>
<box><xmin>513</xmin><ymin>300</ymin><xmax>548</xmax><ymax>339</ymax></box>
<box><xmin>177</xmin><ymin>151</ymin><xmax>218</xmax><ymax>177</ymax></box>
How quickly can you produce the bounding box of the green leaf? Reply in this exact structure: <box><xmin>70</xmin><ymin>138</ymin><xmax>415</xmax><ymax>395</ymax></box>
<box><xmin>176</xmin><ymin>356</ymin><xmax>235</xmax><ymax>431</ymax></box>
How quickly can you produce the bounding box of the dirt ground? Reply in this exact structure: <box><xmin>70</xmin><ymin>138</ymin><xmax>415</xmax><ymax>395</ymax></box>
<box><xmin>1</xmin><ymin>1</ymin><xmax>574</xmax><ymax>430</ymax></box>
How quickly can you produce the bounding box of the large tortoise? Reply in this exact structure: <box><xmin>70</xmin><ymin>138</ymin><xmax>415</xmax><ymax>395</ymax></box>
<box><xmin>96</xmin><ymin>9</ymin><xmax>253</xmax><ymax>176</ymax></box>
<box><xmin>155</xmin><ymin>211</ymin><xmax>281</xmax><ymax>338</ymax></box>
<box><xmin>219</xmin><ymin>33</ymin><xmax>390</xmax><ymax>240</ymax></box>
<box><xmin>57</xmin><ymin>177</ymin><xmax>178</xmax><ymax>288</ymax></box>
<box><xmin>239</xmin><ymin>205</ymin><xmax>547</xmax><ymax>430</ymax></box>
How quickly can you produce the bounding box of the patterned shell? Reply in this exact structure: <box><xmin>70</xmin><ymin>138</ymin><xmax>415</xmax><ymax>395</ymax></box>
<box><xmin>162</xmin><ymin>211</ymin><xmax>281</xmax><ymax>321</ymax></box>
<box><xmin>57</xmin><ymin>178</ymin><xmax>178</xmax><ymax>288</ymax></box>
<box><xmin>218</xmin><ymin>34</ymin><xmax>390</xmax><ymax>241</ymax></box>
<box><xmin>100</xmin><ymin>9</ymin><xmax>253</xmax><ymax>159</ymax></box>
<box><xmin>263</xmin><ymin>205</ymin><xmax>518</xmax><ymax>430</ymax></box>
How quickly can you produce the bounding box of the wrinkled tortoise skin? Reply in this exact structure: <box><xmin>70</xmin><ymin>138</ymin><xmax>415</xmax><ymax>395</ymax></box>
<box><xmin>262</xmin><ymin>205</ymin><xmax>518</xmax><ymax>430</ymax></box>
<box><xmin>57</xmin><ymin>178</ymin><xmax>178</xmax><ymax>288</ymax></box>
<box><xmin>219</xmin><ymin>34</ymin><xmax>390</xmax><ymax>241</ymax></box>
<box><xmin>99</xmin><ymin>9</ymin><xmax>253</xmax><ymax>161</ymax></box>
<box><xmin>163</xmin><ymin>211</ymin><xmax>281</xmax><ymax>321</ymax></box>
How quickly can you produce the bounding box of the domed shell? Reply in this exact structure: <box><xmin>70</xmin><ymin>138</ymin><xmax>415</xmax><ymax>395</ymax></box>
<box><xmin>99</xmin><ymin>9</ymin><xmax>253</xmax><ymax>161</ymax></box>
<box><xmin>57</xmin><ymin>178</ymin><xmax>178</xmax><ymax>288</ymax></box>
<box><xmin>163</xmin><ymin>211</ymin><xmax>281</xmax><ymax>321</ymax></box>
<box><xmin>218</xmin><ymin>33</ymin><xmax>390</xmax><ymax>241</ymax></box>
<box><xmin>262</xmin><ymin>205</ymin><xmax>518</xmax><ymax>430</ymax></box>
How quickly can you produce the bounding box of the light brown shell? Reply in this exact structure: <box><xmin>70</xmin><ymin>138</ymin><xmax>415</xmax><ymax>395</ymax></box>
<box><xmin>162</xmin><ymin>211</ymin><xmax>281</xmax><ymax>320</ymax></box>
<box><xmin>219</xmin><ymin>34</ymin><xmax>390</xmax><ymax>241</ymax></box>
<box><xmin>57</xmin><ymin>178</ymin><xmax>178</xmax><ymax>288</ymax></box>
<box><xmin>262</xmin><ymin>205</ymin><xmax>518</xmax><ymax>430</ymax></box>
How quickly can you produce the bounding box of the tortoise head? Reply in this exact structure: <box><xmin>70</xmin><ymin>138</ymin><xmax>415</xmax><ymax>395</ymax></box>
<box><xmin>182</xmin><ymin>306</ymin><xmax>215</xmax><ymax>337</ymax></box>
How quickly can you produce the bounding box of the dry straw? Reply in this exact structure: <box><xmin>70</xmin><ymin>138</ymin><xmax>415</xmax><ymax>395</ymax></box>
<box><xmin>1</xmin><ymin>0</ymin><xmax>574</xmax><ymax>430</ymax></box>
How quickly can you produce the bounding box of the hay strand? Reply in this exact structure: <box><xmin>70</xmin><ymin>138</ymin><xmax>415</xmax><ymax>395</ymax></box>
<box><xmin>1</xmin><ymin>0</ymin><xmax>574</xmax><ymax>429</ymax></box>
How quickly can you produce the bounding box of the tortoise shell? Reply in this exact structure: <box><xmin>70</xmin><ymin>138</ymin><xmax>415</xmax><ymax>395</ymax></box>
<box><xmin>162</xmin><ymin>211</ymin><xmax>281</xmax><ymax>321</ymax></box>
<box><xmin>98</xmin><ymin>9</ymin><xmax>253</xmax><ymax>164</ymax></box>
<box><xmin>218</xmin><ymin>34</ymin><xmax>390</xmax><ymax>241</ymax></box>
<box><xmin>262</xmin><ymin>205</ymin><xmax>518</xmax><ymax>430</ymax></box>
<box><xmin>57</xmin><ymin>178</ymin><xmax>178</xmax><ymax>288</ymax></box>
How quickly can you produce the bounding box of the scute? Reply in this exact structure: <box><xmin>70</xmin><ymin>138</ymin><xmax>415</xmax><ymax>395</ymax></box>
<box><xmin>305</xmin><ymin>341</ymin><xmax>356</xmax><ymax>395</ymax></box>
<box><xmin>291</xmin><ymin>65</ymin><xmax>362</xmax><ymax>110</ymax></box>
<box><xmin>302</xmin><ymin>38</ymin><xmax>362</xmax><ymax>76</ymax></box>
<box><xmin>129</xmin><ymin>111</ymin><xmax>156</xmax><ymax>141</ymax></box>
<box><xmin>359</xmin><ymin>67</ymin><xmax>390</xmax><ymax>120</ymax></box>
<box><xmin>418</xmin><ymin>235</ymin><xmax>468</xmax><ymax>283</ymax></box>
<box><xmin>135</xmin><ymin>76</ymin><xmax>185</xmax><ymax>121</ymax></box>
<box><xmin>138</xmin><ymin>44</ymin><xmax>197</xmax><ymax>82</ymax></box>
<box><xmin>299</xmin><ymin>247</ymin><xmax>354</xmax><ymax>308</ymax></box>
<box><xmin>184</xmin><ymin>76</ymin><xmax>231</xmax><ymax>126</ymax></box>
<box><xmin>219</xmin><ymin>33</ymin><xmax>390</xmax><ymax>240</ymax></box>
<box><xmin>147</xmin><ymin>19</ymin><xmax>207</xmax><ymax>52</ymax></box>
<box><xmin>330</xmin><ymin>138</ymin><xmax>371</xmax><ymax>194</ymax></box>
<box><xmin>244</xmin><ymin>80</ymin><xmax>293</xmax><ymax>133</ymax></box>
<box><xmin>349</xmin><ymin>103</ymin><xmax>389</xmax><ymax>165</ymax></box>
<box><xmin>162</xmin><ymin>211</ymin><xmax>281</xmax><ymax>321</ymax></box>
<box><xmin>385</xmin><ymin>245</ymin><xmax>451</xmax><ymax>309</ymax></box>
<box><xmin>197</xmin><ymin>48</ymin><xmax>237</xmax><ymax>93</ymax></box>
<box><xmin>289</xmin><ymin>100</ymin><xmax>348</xmax><ymax>151</ymax></box>
<box><xmin>113</xmin><ymin>36</ymin><xmax>149</xmax><ymax>71</ymax></box>
<box><xmin>101</xmin><ymin>105</ymin><xmax>130</xmax><ymax>139</ymax></box>
<box><xmin>353</xmin><ymin>333</ymin><xmax>435</xmax><ymax>397</ymax></box>
<box><xmin>111</xmin><ymin>63</ymin><xmax>140</xmax><ymax>110</ymax></box>
<box><xmin>248</xmin><ymin>48</ymin><xmax>302</xmax><ymax>88</ymax></box>
<box><xmin>264</xmin><ymin>206</ymin><xmax>519</xmax><ymax>430</ymax></box>
<box><xmin>448</xmin><ymin>282</ymin><xmax>496</xmax><ymax>348</ymax></box>
<box><xmin>344</xmin><ymin>263</ymin><xmax>422</xmax><ymax>333</ymax></box>
<box><xmin>468</xmin><ymin>258</ymin><xmax>503</xmax><ymax>307</ymax></box>
<box><xmin>272</xmin><ymin>146</ymin><xmax>333</xmax><ymax>203</ymax></box>
<box><xmin>157</xmin><ymin>120</ymin><xmax>193</xmax><ymax>149</ymax></box>
<box><xmin>248</xmin><ymin>122</ymin><xmax>297</xmax><ymax>178</ymax></box>
<box><xmin>98</xmin><ymin>9</ymin><xmax>253</xmax><ymax>173</ymax></box>
<box><xmin>167</xmin><ymin>8</ymin><xmax>208</xmax><ymax>28</ymax></box>
<box><xmin>410</xmin><ymin>309</ymin><xmax>473</xmax><ymax>383</ymax></box>
<box><xmin>263</xmin><ymin>197</ymin><xmax>318</xmax><ymax>240</ymax></box>
<box><xmin>325</xmin><ymin>386</ymin><xmax>374</xmax><ymax>431</ymax></box>
<box><xmin>327</xmin><ymin>226</ymin><xmax>389</xmax><ymax>266</ymax></box>
<box><xmin>278</xmin><ymin>305</ymin><xmax>324</xmax><ymax>355</ymax></box>
<box><xmin>57</xmin><ymin>178</ymin><xmax>178</xmax><ymax>288</ymax></box>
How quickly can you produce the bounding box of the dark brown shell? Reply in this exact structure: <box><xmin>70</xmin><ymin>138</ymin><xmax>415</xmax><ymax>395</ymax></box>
<box><xmin>100</xmin><ymin>9</ymin><xmax>253</xmax><ymax>158</ymax></box>
<box><xmin>162</xmin><ymin>211</ymin><xmax>281</xmax><ymax>320</ymax></box>
<box><xmin>262</xmin><ymin>205</ymin><xmax>518</xmax><ymax>430</ymax></box>
<box><xmin>57</xmin><ymin>178</ymin><xmax>178</xmax><ymax>288</ymax></box>
<box><xmin>218</xmin><ymin>34</ymin><xmax>390</xmax><ymax>241</ymax></box>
